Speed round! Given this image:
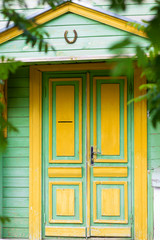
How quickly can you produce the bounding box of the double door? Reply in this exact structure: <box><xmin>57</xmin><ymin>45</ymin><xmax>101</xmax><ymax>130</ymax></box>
<box><xmin>42</xmin><ymin>71</ymin><xmax>133</xmax><ymax>238</ymax></box>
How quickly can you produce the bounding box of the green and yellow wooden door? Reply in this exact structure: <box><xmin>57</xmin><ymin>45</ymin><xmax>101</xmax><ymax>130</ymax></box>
<box><xmin>42</xmin><ymin>72</ymin><xmax>132</xmax><ymax>238</ymax></box>
<box><xmin>90</xmin><ymin>75</ymin><xmax>132</xmax><ymax>237</ymax></box>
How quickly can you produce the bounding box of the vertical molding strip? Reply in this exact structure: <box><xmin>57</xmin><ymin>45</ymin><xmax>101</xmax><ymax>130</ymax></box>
<box><xmin>29</xmin><ymin>66</ymin><xmax>42</xmax><ymax>240</ymax></box>
<box><xmin>134</xmin><ymin>65</ymin><xmax>147</xmax><ymax>240</ymax></box>
<box><xmin>86</xmin><ymin>73</ymin><xmax>90</xmax><ymax>237</ymax></box>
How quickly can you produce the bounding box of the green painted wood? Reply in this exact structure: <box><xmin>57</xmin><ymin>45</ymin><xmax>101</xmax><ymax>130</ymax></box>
<box><xmin>42</xmin><ymin>72</ymin><xmax>87</xmax><ymax>237</ymax></box>
<box><xmin>8</xmin><ymin>108</ymin><xmax>29</xmax><ymax>117</ymax></box>
<box><xmin>2</xmin><ymin>66</ymin><xmax>29</xmax><ymax>239</ymax></box>
<box><xmin>149</xmin><ymin>148</ymin><xmax>160</xmax><ymax>160</ymax></box>
<box><xmin>8</xmin><ymin>78</ymin><xmax>29</xmax><ymax>87</ymax></box>
<box><xmin>3</xmin><ymin>168</ymin><xmax>29</xmax><ymax>177</ymax></box>
<box><xmin>8</xmin><ymin>98</ymin><xmax>29</xmax><ymax>108</ymax></box>
<box><xmin>0</xmin><ymin>12</ymin><xmax>149</xmax><ymax>62</ymax></box>
<box><xmin>3</xmin><ymin>198</ymin><xmax>29</xmax><ymax>208</ymax></box>
<box><xmin>3</xmin><ymin>177</ymin><xmax>29</xmax><ymax>187</ymax></box>
<box><xmin>3</xmin><ymin>187</ymin><xmax>29</xmax><ymax>198</ymax></box>
<box><xmin>3</xmin><ymin>208</ymin><xmax>29</xmax><ymax>218</ymax></box>
<box><xmin>148</xmin><ymin>172</ymin><xmax>154</xmax><ymax>240</ymax></box>
<box><xmin>7</xmin><ymin>127</ymin><xmax>29</xmax><ymax>138</ymax></box>
<box><xmin>3</xmin><ymin>158</ymin><xmax>29</xmax><ymax>167</ymax></box>
<box><xmin>90</xmin><ymin>71</ymin><xmax>134</xmax><ymax>237</ymax></box>
<box><xmin>7</xmin><ymin>138</ymin><xmax>29</xmax><ymax>148</ymax></box>
<box><xmin>8</xmin><ymin>88</ymin><xmax>29</xmax><ymax>98</ymax></box>
<box><xmin>3</xmin><ymin>228</ymin><xmax>28</xmax><ymax>238</ymax></box>
<box><xmin>3</xmin><ymin>147</ymin><xmax>29</xmax><ymax>157</ymax></box>
<box><xmin>9</xmin><ymin>67</ymin><xmax>29</xmax><ymax>78</ymax></box>
<box><xmin>149</xmin><ymin>134</ymin><xmax>160</xmax><ymax>146</ymax></box>
<box><xmin>8</xmin><ymin>117</ymin><xmax>29</xmax><ymax>127</ymax></box>
<box><xmin>3</xmin><ymin>217</ymin><xmax>29</xmax><ymax>228</ymax></box>
<box><xmin>0</xmin><ymin>35</ymin><xmax>148</xmax><ymax>53</ymax></box>
<box><xmin>18</xmin><ymin>24</ymin><xmax>130</xmax><ymax>40</ymax></box>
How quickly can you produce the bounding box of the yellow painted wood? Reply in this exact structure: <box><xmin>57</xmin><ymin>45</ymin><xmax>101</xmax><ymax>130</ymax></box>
<box><xmin>49</xmin><ymin>78</ymin><xmax>82</xmax><ymax>163</ymax></box>
<box><xmin>56</xmin><ymin>85</ymin><xmax>75</xmax><ymax>156</ymax></box>
<box><xmin>93</xmin><ymin>167</ymin><xmax>128</xmax><ymax>177</ymax></box>
<box><xmin>101</xmin><ymin>188</ymin><xmax>120</xmax><ymax>216</ymax></box>
<box><xmin>45</xmin><ymin>227</ymin><xmax>86</xmax><ymax>237</ymax></box>
<box><xmin>93</xmin><ymin>181</ymin><xmax>128</xmax><ymax>223</ymax></box>
<box><xmin>29</xmin><ymin>67</ymin><xmax>42</xmax><ymax>240</ymax></box>
<box><xmin>93</xmin><ymin>76</ymin><xmax>127</xmax><ymax>162</ymax></box>
<box><xmin>91</xmin><ymin>227</ymin><xmax>131</xmax><ymax>237</ymax></box>
<box><xmin>56</xmin><ymin>189</ymin><xmax>75</xmax><ymax>216</ymax></box>
<box><xmin>29</xmin><ymin>63</ymin><xmax>148</xmax><ymax>239</ymax></box>
<box><xmin>101</xmin><ymin>83</ymin><xmax>120</xmax><ymax>155</ymax></box>
<box><xmin>134</xmin><ymin>65</ymin><xmax>147</xmax><ymax>240</ymax></box>
<box><xmin>86</xmin><ymin>73</ymin><xmax>91</xmax><ymax>237</ymax></box>
<box><xmin>32</xmin><ymin>63</ymin><xmax>114</xmax><ymax>72</ymax></box>
<box><xmin>49</xmin><ymin>181</ymin><xmax>82</xmax><ymax>223</ymax></box>
<box><xmin>0</xmin><ymin>2</ymin><xmax>147</xmax><ymax>45</ymax></box>
<box><xmin>48</xmin><ymin>167</ymin><xmax>82</xmax><ymax>178</ymax></box>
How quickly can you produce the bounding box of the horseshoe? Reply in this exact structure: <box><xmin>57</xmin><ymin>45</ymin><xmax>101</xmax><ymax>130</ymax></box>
<box><xmin>64</xmin><ymin>30</ymin><xmax>78</xmax><ymax>44</ymax></box>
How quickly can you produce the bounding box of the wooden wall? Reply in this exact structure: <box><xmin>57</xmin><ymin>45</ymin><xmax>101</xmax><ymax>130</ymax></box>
<box><xmin>2</xmin><ymin>67</ymin><xmax>29</xmax><ymax>239</ymax></box>
<box><xmin>0</xmin><ymin>65</ymin><xmax>158</xmax><ymax>239</ymax></box>
<box><xmin>0</xmin><ymin>13</ymin><xmax>148</xmax><ymax>61</ymax></box>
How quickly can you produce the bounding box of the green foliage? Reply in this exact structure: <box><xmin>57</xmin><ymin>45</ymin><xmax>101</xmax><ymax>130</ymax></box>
<box><xmin>110</xmin><ymin>1</ymin><xmax>160</xmax><ymax>127</ymax></box>
<box><xmin>0</xmin><ymin>56</ymin><xmax>23</xmax><ymax>79</ymax></box>
<box><xmin>0</xmin><ymin>216</ymin><xmax>10</xmax><ymax>224</ymax></box>
<box><xmin>0</xmin><ymin>56</ymin><xmax>21</xmax><ymax>150</ymax></box>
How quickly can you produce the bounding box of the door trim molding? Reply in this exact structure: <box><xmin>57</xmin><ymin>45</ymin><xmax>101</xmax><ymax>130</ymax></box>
<box><xmin>29</xmin><ymin>62</ymin><xmax>147</xmax><ymax>240</ymax></box>
<box><xmin>134</xmin><ymin>65</ymin><xmax>147</xmax><ymax>240</ymax></box>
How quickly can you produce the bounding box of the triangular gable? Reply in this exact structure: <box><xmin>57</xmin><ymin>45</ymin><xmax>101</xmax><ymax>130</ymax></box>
<box><xmin>0</xmin><ymin>1</ymin><xmax>147</xmax><ymax>45</ymax></box>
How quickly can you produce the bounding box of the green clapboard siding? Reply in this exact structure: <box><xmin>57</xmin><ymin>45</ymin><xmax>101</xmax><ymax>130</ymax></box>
<box><xmin>147</xmin><ymin>118</ymin><xmax>160</xmax><ymax>240</ymax></box>
<box><xmin>2</xmin><ymin>66</ymin><xmax>29</xmax><ymax>239</ymax></box>
<box><xmin>0</xmin><ymin>13</ymin><xmax>149</xmax><ymax>61</ymax></box>
<box><xmin>148</xmin><ymin>120</ymin><xmax>160</xmax><ymax>170</ymax></box>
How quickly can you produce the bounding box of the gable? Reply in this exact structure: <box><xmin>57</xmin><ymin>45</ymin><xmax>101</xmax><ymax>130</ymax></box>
<box><xmin>0</xmin><ymin>8</ymin><xmax>149</xmax><ymax>62</ymax></box>
<box><xmin>0</xmin><ymin>1</ymin><xmax>147</xmax><ymax>45</ymax></box>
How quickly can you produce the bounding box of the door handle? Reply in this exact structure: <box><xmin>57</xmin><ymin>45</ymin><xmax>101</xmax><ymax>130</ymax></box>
<box><xmin>91</xmin><ymin>146</ymin><xmax>101</xmax><ymax>165</ymax></box>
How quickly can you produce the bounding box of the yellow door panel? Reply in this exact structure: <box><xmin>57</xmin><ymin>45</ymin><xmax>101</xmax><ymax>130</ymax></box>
<box><xmin>56</xmin><ymin>85</ymin><xmax>75</xmax><ymax>156</ymax></box>
<box><xmin>93</xmin><ymin>167</ymin><xmax>128</xmax><ymax>177</ymax></box>
<box><xmin>45</xmin><ymin>227</ymin><xmax>86</xmax><ymax>237</ymax></box>
<box><xmin>56</xmin><ymin>189</ymin><xmax>75</xmax><ymax>216</ymax></box>
<box><xmin>101</xmin><ymin>188</ymin><xmax>120</xmax><ymax>216</ymax></box>
<box><xmin>91</xmin><ymin>227</ymin><xmax>131</xmax><ymax>237</ymax></box>
<box><xmin>48</xmin><ymin>167</ymin><xmax>82</xmax><ymax>178</ymax></box>
<box><xmin>101</xmin><ymin>83</ymin><xmax>120</xmax><ymax>155</ymax></box>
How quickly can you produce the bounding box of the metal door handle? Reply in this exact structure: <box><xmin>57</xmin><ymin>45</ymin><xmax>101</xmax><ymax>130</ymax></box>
<box><xmin>91</xmin><ymin>146</ymin><xmax>101</xmax><ymax>165</ymax></box>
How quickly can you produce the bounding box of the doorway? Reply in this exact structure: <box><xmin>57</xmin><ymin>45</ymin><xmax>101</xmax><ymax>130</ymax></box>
<box><xmin>42</xmin><ymin>71</ymin><xmax>133</xmax><ymax>238</ymax></box>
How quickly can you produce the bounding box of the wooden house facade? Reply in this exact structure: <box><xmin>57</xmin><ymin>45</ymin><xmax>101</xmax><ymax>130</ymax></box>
<box><xmin>0</xmin><ymin>1</ymin><xmax>159</xmax><ymax>239</ymax></box>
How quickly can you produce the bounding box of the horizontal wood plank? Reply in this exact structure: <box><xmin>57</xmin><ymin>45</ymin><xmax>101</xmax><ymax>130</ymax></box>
<box><xmin>3</xmin><ymin>228</ymin><xmax>28</xmax><ymax>238</ymax></box>
<box><xmin>3</xmin><ymin>157</ymin><xmax>29</xmax><ymax>167</ymax></box>
<box><xmin>3</xmin><ymin>208</ymin><xmax>29</xmax><ymax>217</ymax></box>
<box><xmin>3</xmin><ymin>177</ymin><xmax>29</xmax><ymax>187</ymax></box>
<box><xmin>3</xmin><ymin>168</ymin><xmax>29</xmax><ymax>177</ymax></box>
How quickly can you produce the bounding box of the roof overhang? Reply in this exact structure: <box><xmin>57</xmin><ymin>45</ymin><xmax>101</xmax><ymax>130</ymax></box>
<box><xmin>0</xmin><ymin>1</ymin><xmax>147</xmax><ymax>45</ymax></box>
